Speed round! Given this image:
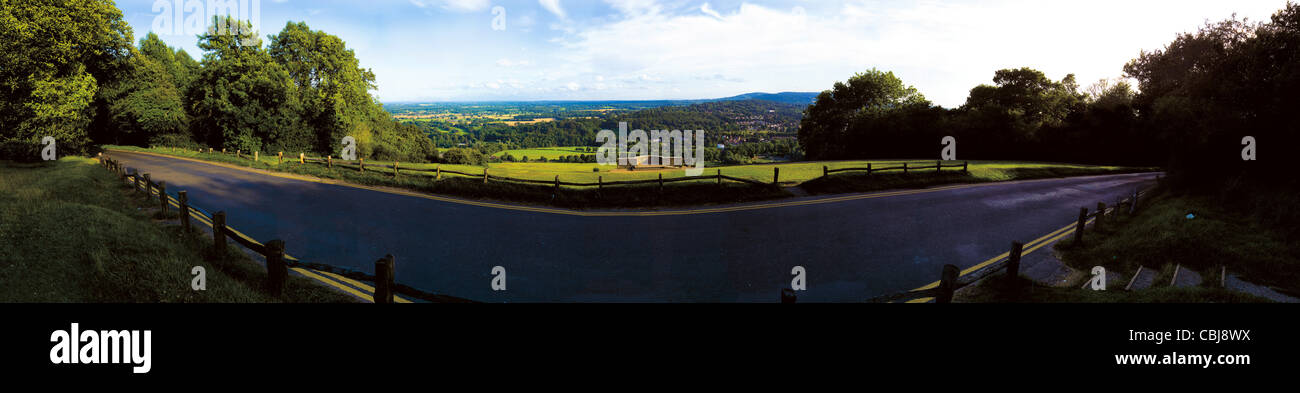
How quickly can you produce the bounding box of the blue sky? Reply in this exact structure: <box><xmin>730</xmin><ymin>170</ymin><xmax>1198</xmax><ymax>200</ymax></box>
<box><xmin>118</xmin><ymin>0</ymin><xmax>1292</xmax><ymax>107</ymax></box>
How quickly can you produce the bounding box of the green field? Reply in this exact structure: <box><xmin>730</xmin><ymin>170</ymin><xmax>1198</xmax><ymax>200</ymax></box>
<box><xmin>492</xmin><ymin>146</ymin><xmax>596</xmax><ymax>160</ymax></box>
<box><xmin>0</xmin><ymin>157</ymin><xmax>355</xmax><ymax>303</ymax></box>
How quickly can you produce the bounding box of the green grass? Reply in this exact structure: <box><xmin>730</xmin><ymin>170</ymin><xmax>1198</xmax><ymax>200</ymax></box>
<box><xmin>494</xmin><ymin>146</ymin><xmax>595</xmax><ymax>160</ymax></box>
<box><xmin>0</xmin><ymin>157</ymin><xmax>356</xmax><ymax>303</ymax></box>
<box><xmin>1053</xmin><ymin>188</ymin><xmax>1300</xmax><ymax>296</ymax></box>
<box><xmin>104</xmin><ymin>145</ymin><xmax>1153</xmax><ymax>208</ymax></box>
<box><xmin>958</xmin><ymin>276</ymin><xmax>1270</xmax><ymax>303</ymax></box>
<box><xmin>800</xmin><ymin>163</ymin><xmax>1152</xmax><ymax>195</ymax></box>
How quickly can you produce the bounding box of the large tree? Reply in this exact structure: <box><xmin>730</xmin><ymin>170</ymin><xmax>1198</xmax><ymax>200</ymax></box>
<box><xmin>1124</xmin><ymin>3</ymin><xmax>1300</xmax><ymax>190</ymax></box>
<box><xmin>0</xmin><ymin>0</ymin><xmax>132</xmax><ymax>157</ymax></box>
<box><xmin>798</xmin><ymin>69</ymin><xmax>930</xmax><ymax>160</ymax></box>
<box><xmin>187</xmin><ymin>17</ymin><xmax>305</xmax><ymax>154</ymax></box>
<box><xmin>268</xmin><ymin>21</ymin><xmax>378</xmax><ymax>156</ymax></box>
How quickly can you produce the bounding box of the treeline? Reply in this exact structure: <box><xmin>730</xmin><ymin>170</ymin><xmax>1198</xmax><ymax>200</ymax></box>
<box><xmin>409</xmin><ymin>99</ymin><xmax>805</xmax><ymax>151</ymax></box>
<box><xmin>799</xmin><ymin>67</ymin><xmax>1150</xmax><ymax>166</ymax></box>
<box><xmin>802</xmin><ymin>2</ymin><xmax>1300</xmax><ymax>192</ymax></box>
<box><xmin>1</xmin><ymin>2</ymin><xmax>435</xmax><ymax>163</ymax></box>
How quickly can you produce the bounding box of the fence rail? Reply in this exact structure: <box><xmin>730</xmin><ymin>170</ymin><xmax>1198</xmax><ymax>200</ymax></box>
<box><xmin>866</xmin><ymin>185</ymin><xmax>1154</xmax><ymax>303</ymax></box>
<box><xmin>824</xmin><ymin>161</ymin><xmax>968</xmax><ymax>177</ymax></box>
<box><xmin>98</xmin><ymin>154</ymin><xmax>472</xmax><ymax>303</ymax></box>
<box><xmin>156</xmin><ymin>146</ymin><xmax>968</xmax><ymax>192</ymax></box>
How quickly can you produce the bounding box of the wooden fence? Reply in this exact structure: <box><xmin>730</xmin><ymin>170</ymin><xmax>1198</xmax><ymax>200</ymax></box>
<box><xmin>866</xmin><ymin>186</ymin><xmax>1153</xmax><ymax>303</ymax></box>
<box><xmin>98</xmin><ymin>154</ymin><xmax>471</xmax><ymax>303</ymax></box>
<box><xmin>160</xmin><ymin>146</ymin><xmax>970</xmax><ymax>192</ymax></box>
<box><xmin>823</xmin><ymin>161</ymin><xmax>968</xmax><ymax>177</ymax></box>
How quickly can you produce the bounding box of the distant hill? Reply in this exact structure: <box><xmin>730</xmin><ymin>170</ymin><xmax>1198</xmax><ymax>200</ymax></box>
<box><xmin>716</xmin><ymin>92</ymin><xmax>820</xmax><ymax>105</ymax></box>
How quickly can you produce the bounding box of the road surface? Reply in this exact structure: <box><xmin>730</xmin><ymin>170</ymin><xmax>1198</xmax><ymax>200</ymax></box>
<box><xmin>105</xmin><ymin>150</ymin><xmax>1158</xmax><ymax>302</ymax></box>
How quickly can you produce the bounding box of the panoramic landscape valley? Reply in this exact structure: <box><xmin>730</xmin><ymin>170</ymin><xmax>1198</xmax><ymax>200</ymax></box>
<box><xmin>2</xmin><ymin>0</ymin><xmax>1298</xmax><ymax>377</ymax></box>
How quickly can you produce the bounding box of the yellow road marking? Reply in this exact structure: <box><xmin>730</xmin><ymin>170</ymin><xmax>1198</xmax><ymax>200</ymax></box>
<box><xmin>134</xmin><ymin>180</ymin><xmax>379</xmax><ymax>302</ymax></box>
<box><xmin>912</xmin><ymin>220</ymin><xmax>1078</xmax><ymax>292</ymax></box>
<box><xmin>292</xmin><ymin>268</ymin><xmax>374</xmax><ymax>302</ymax></box>
<box><xmin>108</xmin><ymin>148</ymin><xmax>1153</xmax><ymax>218</ymax></box>
<box><xmin>315</xmin><ymin>270</ymin><xmax>413</xmax><ymax>304</ymax></box>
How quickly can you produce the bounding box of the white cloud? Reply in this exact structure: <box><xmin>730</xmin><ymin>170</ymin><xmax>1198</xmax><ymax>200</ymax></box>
<box><xmin>496</xmin><ymin>58</ymin><xmax>533</xmax><ymax>67</ymax></box>
<box><xmin>700</xmin><ymin>3</ymin><xmax>723</xmax><ymax>20</ymax></box>
<box><xmin>410</xmin><ymin>0</ymin><xmax>490</xmax><ymax>12</ymax></box>
<box><xmin>548</xmin><ymin>0</ymin><xmax>1288</xmax><ymax>106</ymax></box>
<box><xmin>539</xmin><ymin>0</ymin><xmax>567</xmax><ymax>19</ymax></box>
<box><xmin>604</xmin><ymin>0</ymin><xmax>661</xmax><ymax>17</ymax></box>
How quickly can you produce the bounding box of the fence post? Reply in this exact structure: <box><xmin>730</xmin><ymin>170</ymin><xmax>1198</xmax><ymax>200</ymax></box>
<box><xmin>264</xmin><ymin>240</ymin><xmax>286</xmax><ymax>297</ymax></box>
<box><xmin>1096</xmin><ymin>202</ymin><xmax>1107</xmax><ymax>231</ymax></box>
<box><xmin>1074</xmin><ymin>207</ymin><xmax>1088</xmax><ymax>245</ymax></box>
<box><xmin>1007</xmin><ymin>242</ymin><xmax>1024</xmax><ymax>285</ymax></box>
<box><xmin>158</xmin><ymin>181</ymin><xmax>168</xmax><ymax>216</ymax></box>
<box><xmin>773</xmin><ymin>167</ymin><xmax>780</xmax><ymax>185</ymax></box>
<box><xmin>963</xmin><ymin>161</ymin><xmax>969</xmax><ymax>173</ymax></box>
<box><xmin>394</xmin><ymin>161</ymin><xmax>399</xmax><ymax>177</ymax></box>
<box><xmin>823</xmin><ymin>166</ymin><xmax>828</xmax><ymax>177</ymax></box>
<box><xmin>222</xmin><ymin>148</ymin><xmax>226</xmax><ymax>154</ymax></box>
<box><xmin>436</xmin><ymin>165</ymin><xmax>441</xmax><ymax>180</ymax></box>
<box><xmin>132</xmin><ymin>172</ymin><xmax>140</xmax><ymax>193</ymax></box>
<box><xmin>1130</xmin><ymin>189</ymin><xmax>1139</xmax><ymax>215</ymax></box>
<box><xmin>554</xmin><ymin>175</ymin><xmax>560</xmax><ymax>193</ymax></box>
<box><xmin>867</xmin><ymin>163</ymin><xmax>873</xmax><ymax>175</ymax></box>
<box><xmin>254</xmin><ymin>151</ymin><xmax>259</xmax><ymax>162</ymax></box>
<box><xmin>599</xmin><ymin>176</ymin><xmax>603</xmax><ymax>189</ymax></box>
<box><xmin>936</xmin><ymin>264</ymin><xmax>960</xmax><ymax>303</ymax></box>
<box><xmin>716</xmin><ymin>169</ymin><xmax>722</xmax><ymax>185</ymax></box>
<box><xmin>299</xmin><ymin>153</ymin><xmax>304</xmax><ymax>163</ymax></box>
<box><xmin>483</xmin><ymin>168</ymin><xmax>488</xmax><ymax>184</ymax></box>
<box><xmin>212</xmin><ymin>211</ymin><xmax>227</xmax><ymax>258</ymax></box>
<box><xmin>359</xmin><ymin>157</ymin><xmax>364</xmax><ymax>172</ymax></box>
<box><xmin>374</xmin><ymin>254</ymin><xmax>395</xmax><ymax>304</ymax></box>
<box><xmin>658</xmin><ymin>173</ymin><xmax>664</xmax><ymax>193</ymax></box>
<box><xmin>143</xmin><ymin>174</ymin><xmax>152</xmax><ymax>196</ymax></box>
<box><xmin>903</xmin><ymin>162</ymin><xmax>909</xmax><ymax>174</ymax></box>
<box><xmin>937</xmin><ymin>160</ymin><xmax>942</xmax><ymax>173</ymax></box>
<box><xmin>236</xmin><ymin>149</ymin><xmax>240</xmax><ymax>158</ymax></box>
<box><xmin>278</xmin><ymin>152</ymin><xmax>283</xmax><ymax>164</ymax></box>
<box><xmin>327</xmin><ymin>155</ymin><xmax>332</xmax><ymax>169</ymax></box>
<box><xmin>179</xmin><ymin>191</ymin><xmax>190</xmax><ymax>233</ymax></box>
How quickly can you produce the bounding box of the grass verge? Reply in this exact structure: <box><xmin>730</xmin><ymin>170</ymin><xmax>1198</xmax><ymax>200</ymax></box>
<box><xmin>0</xmin><ymin>157</ymin><xmax>355</xmax><ymax>303</ymax></box>
<box><xmin>104</xmin><ymin>145</ymin><xmax>1154</xmax><ymax>209</ymax></box>
<box><xmin>800</xmin><ymin>165</ymin><xmax>1155</xmax><ymax>195</ymax></box>
<box><xmin>958</xmin><ymin>276</ymin><xmax>1270</xmax><ymax>303</ymax></box>
<box><xmin>1051</xmin><ymin>187</ymin><xmax>1300</xmax><ymax>298</ymax></box>
<box><xmin>104</xmin><ymin>145</ymin><xmax>790</xmax><ymax>209</ymax></box>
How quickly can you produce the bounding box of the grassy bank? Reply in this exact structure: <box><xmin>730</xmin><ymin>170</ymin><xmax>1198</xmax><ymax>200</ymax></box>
<box><xmin>800</xmin><ymin>163</ymin><xmax>1154</xmax><ymax>195</ymax></box>
<box><xmin>1048</xmin><ymin>187</ymin><xmax>1300</xmax><ymax>299</ymax></box>
<box><xmin>958</xmin><ymin>276</ymin><xmax>1269</xmax><ymax>303</ymax></box>
<box><xmin>104</xmin><ymin>145</ymin><xmax>792</xmax><ymax>208</ymax></box>
<box><xmin>0</xmin><ymin>157</ymin><xmax>355</xmax><ymax>303</ymax></box>
<box><xmin>103</xmin><ymin>145</ymin><xmax>1153</xmax><ymax>208</ymax></box>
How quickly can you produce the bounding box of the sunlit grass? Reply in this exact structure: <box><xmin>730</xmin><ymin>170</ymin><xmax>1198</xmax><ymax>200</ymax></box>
<box><xmin>0</xmin><ymin>157</ymin><xmax>355</xmax><ymax>303</ymax></box>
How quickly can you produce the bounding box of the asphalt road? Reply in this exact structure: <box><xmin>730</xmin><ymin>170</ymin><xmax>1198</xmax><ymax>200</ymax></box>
<box><xmin>106</xmin><ymin>150</ymin><xmax>1159</xmax><ymax>302</ymax></box>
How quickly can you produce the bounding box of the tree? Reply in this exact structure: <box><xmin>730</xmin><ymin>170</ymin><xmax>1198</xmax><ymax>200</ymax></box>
<box><xmin>1123</xmin><ymin>4</ymin><xmax>1300</xmax><ymax>191</ymax></box>
<box><xmin>798</xmin><ymin>69</ymin><xmax>930</xmax><ymax>159</ymax></box>
<box><xmin>268</xmin><ymin>22</ymin><xmax>377</xmax><ymax>155</ymax></box>
<box><xmin>92</xmin><ymin>34</ymin><xmax>192</xmax><ymax>146</ymax></box>
<box><xmin>0</xmin><ymin>0</ymin><xmax>132</xmax><ymax>156</ymax></box>
<box><xmin>187</xmin><ymin>16</ymin><xmax>304</xmax><ymax>154</ymax></box>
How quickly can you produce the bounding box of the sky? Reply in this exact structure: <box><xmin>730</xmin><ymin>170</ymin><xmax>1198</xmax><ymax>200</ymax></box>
<box><xmin>118</xmin><ymin>0</ymin><xmax>1294</xmax><ymax>107</ymax></box>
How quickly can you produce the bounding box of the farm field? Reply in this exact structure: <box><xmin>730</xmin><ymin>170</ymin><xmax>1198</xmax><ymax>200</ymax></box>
<box><xmin>491</xmin><ymin>146</ymin><xmax>595</xmax><ymax>160</ymax></box>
